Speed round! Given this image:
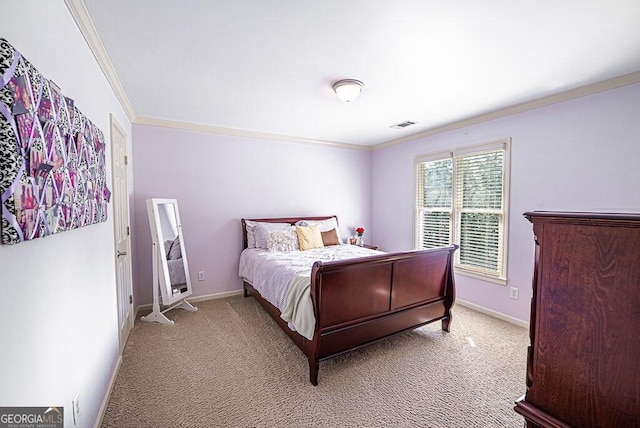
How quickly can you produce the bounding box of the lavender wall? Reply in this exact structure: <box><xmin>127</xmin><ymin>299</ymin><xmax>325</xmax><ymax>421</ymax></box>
<box><xmin>132</xmin><ymin>125</ymin><xmax>371</xmax><ymax>306</ymax></box>
<box><xmin>372</xmin><ymin>83</ymin><xmax>640</xmax><ymax>323</ymax></box>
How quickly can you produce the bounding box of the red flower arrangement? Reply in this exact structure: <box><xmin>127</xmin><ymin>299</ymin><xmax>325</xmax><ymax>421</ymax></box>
<box><xmin>354</xmin><ymin>227</ymin><xmax>365</xmax><ymax>246</ymax></box>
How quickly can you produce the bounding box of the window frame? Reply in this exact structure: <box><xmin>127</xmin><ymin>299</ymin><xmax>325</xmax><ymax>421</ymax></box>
<box><xmin>414</xmin><ymin>139</ymin><xmax>511</xmax><ymax>285</ymax></box>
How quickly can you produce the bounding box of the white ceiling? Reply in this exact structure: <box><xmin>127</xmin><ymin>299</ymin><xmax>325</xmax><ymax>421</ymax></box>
<box><xmin>81</xmin><ymin>0</ymin><xmax>640</xmax><ymax>147</ymax></box>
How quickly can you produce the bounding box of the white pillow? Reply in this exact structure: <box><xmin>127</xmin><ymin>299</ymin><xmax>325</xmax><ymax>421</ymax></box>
<box><xmin>244</xmin><ymin>220</ymin><xmax>289</xmax><ymax>249</ymax></box>
<box><xmin>266</xmin><ymin>228</ymin><xmax>299</xmax><ymax>252</ymax></box>
<box><xmin>295</xmin><ymin>217</ymin><xmax>344</xmax><ymax>245</ymax></box>
<box><xmin>244</xmin><ymin>220</ymin><xmax>258</xmax><ymax>248</ymax></box>
<box><xmin>254</xmin><ymin>222</ymin><xmax>293</xmax><ymax>249</ymax></box>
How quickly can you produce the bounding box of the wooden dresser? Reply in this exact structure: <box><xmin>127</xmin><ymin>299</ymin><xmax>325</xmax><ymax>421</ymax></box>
<box><xmin>515</xmin><ymin>212</ymin><xmax>640</xmax><ymax>428</ymax></box>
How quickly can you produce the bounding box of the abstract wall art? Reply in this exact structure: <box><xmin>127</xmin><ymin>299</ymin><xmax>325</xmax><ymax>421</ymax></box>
<box><xmin>0</xmin><ymin>38</ymin><xmax>110</xmax><ymax>245</ymax></box>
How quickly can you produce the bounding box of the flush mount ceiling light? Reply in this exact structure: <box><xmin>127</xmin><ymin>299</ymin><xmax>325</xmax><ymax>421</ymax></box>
<box><xmin>332</xmin><ymin>79</ymin><xmax>364</xmax><ymax>102</ymax></box>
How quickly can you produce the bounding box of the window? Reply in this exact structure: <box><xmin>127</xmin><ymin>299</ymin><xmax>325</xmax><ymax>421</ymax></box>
<box><xmin>415</xmin><ymin>139</ymin><xmax>510</xmax><ymax>283</ymax></box>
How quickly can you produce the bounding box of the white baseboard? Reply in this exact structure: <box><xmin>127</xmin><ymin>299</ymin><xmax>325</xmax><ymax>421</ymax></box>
<box><xmin>188</xmin><ymin>289</ymin><xmax>244</xmax><ymax>302</ymax></box>
<box><xmin>94</xmin><ymin>354</ymin><xmax>122</xmax><ymax>428</ymax></box>
<box><xmin>135</xmin><ymin>289</ymin><xmax>244</xmax><ymax>314</ymax></box>
<box><xmin>456</xmin><ymin>299</ymin><xmax>529</xmax><ymax>329</ymax></box>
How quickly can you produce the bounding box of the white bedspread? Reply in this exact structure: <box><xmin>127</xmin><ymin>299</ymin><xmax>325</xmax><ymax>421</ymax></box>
<box><xmin>239</xmin><ymin>245</ymin><xmax>383</xmax><ymax>340</ymax></box>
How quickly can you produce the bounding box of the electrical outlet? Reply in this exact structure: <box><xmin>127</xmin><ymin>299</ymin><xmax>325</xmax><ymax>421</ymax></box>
<box><xmin>509</xmin><ymin>287</ymin><xmax>519</xmax><ymax>300</ymax></box>
<box><xmin>72</xmin><ymin>393</ymin><xmax>80</xmax><ymax>426</ymax></box>
<box><xmin>198</xmin><ymin>271</ymin><xmax>205</xmax><ymax>281</ymax></box>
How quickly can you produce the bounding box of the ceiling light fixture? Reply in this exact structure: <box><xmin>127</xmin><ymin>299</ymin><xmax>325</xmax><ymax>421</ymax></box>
<box><xmin>332</xmin><ymin>79</ymin><xmax>364</xmax><ymax>102</ymax></box>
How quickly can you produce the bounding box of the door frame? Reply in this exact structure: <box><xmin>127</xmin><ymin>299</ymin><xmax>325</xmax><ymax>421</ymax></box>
<box><xmin>110</xmin><ymin>114</ymin><xmax>134</xmax><ymax>353</ymax></box>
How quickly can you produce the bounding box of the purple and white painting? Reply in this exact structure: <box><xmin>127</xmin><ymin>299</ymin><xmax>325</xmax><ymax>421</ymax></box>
<box><xmin>0</xmin><ymin>38</ymin><xmax>110</xmax><ymax>245</ymax></box>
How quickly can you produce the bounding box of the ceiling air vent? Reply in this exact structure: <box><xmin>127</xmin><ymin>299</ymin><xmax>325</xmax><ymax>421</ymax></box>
<box><xmin>390</xmin><ymin>121</ymin><xmax>417</xmax><ymax>129</ymax></box>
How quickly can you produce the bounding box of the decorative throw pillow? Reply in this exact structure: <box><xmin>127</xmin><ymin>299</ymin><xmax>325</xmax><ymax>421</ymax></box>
<box><xmin>245</xmin><ymin>220</ymin><xmax>290</xmax><ymax>249</ymax></box>
<box><xmin>164</xmin><ymin>240</ymin><xmax>173</xmax><ymax>256</ymax></box>
<box><xmin>167</xmin><ymin>235</ymin><xmax>182</xmax><ymax>260</ymax></box>
<box><xmin>296</xmin><ymin>225</ymin><xmax>324</xmax><ymax>251</ymax></box>
<box><xmin>295</xmin><ymin>217</ymin><xmax>344</xmax><ymax>244</ymax></box>
<box><xmin>254</xmin><ymin>222</ymin><xmax>292</xmax><ymax>249</ymax></box>
<box><xmin>321</xmin><ymin>228</ymin><xmax>340</xmax><ymax>246</ymax></box>
<box><xmin>266</xmin><ymin>228</ymin><xmax>299</xmax><ymax>252</ymax></box>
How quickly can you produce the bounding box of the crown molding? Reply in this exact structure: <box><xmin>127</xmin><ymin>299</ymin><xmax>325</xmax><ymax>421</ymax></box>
<box><xmin>64</xmin><ymin>0</ymin><xmax>136</xmax><ymax>122</ymax></box>
<box><xmin>374</xmin><ymin>71</ymin><xmax>640</xmax><ymax>151</ymax></box>
<box><xmin>133</xmin><ymin>116</ymin><xmax>371</xmax><ymax>151</ymax></box>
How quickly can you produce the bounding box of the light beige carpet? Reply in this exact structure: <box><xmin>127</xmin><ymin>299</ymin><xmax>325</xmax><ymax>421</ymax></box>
<box><xmin>101</xmin><ymin>296</ymin><xmax>528</xmax><ymax>428</ymax></box>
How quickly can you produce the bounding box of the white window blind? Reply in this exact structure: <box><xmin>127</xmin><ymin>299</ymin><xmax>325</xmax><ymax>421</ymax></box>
<box><xmin>416</xmin><ymin>158</ymin><xmax>453</xmax><ymax>249</ymax></box>
<box><xmin>415</xmin><ymin>140</ymin><xmax>509</xmax><ymax>282</ymax></box>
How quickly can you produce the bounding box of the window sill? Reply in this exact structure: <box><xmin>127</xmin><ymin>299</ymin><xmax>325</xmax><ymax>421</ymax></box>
<box><xmin>454</xmin><ymin>268</ymin><xmax>507</xmax><ymax>286</ymax></box>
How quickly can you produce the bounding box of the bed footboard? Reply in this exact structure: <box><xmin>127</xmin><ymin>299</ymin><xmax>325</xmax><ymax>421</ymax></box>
<box><xmin>307</xmin><ymin>245</ymin><xmax>457</xmax><ymax>384</ymax></box>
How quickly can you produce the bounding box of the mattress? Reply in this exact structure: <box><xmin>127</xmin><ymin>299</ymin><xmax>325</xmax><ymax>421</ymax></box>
<box><xmin>239</xmin><ymin>245</ymin><xmax>383</xmax><ymax>339</ymax></box>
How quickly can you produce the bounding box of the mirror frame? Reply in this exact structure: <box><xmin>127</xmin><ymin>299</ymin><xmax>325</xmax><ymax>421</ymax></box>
<box><xmin>146</xmin><ymin>198</ymin><xmax>193</xmax><ymax>306</ymax></box>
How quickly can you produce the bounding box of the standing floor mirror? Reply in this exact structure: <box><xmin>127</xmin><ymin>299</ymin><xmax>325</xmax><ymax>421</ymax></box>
<box><xmin>141</xmin><ymin>198</ymin><xmax>197</xmax><ymax>325</ymax></box>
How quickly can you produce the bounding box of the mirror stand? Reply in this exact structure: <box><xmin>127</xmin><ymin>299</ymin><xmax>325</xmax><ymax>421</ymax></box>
<box><xmin>141</xmin><ymin>241</ymin><xmax>197</xmax><ymax>325</ymax></box>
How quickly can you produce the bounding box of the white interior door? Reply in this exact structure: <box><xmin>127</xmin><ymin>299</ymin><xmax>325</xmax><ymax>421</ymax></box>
<box><xmin>110</xmin><ymin>114</ymin><xmax>134</xmax><ymax>353</ymax></box>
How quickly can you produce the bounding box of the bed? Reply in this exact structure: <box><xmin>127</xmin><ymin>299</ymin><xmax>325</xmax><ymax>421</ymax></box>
<box><xmin>240</xmin><ymin>215</ymin><xmax>457</xmax><ymax>385</ymax></box>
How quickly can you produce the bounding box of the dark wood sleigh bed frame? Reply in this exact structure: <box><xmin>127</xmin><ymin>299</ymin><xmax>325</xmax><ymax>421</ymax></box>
<box><xmin>241</xmin><ymin>216</ymin><xmax>457</xmax><ymax>385</ymax></box>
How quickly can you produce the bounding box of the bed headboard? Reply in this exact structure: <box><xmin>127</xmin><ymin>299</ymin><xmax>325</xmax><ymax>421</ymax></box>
<box><xmin>241</xmin><ymin>216</ymin><xmax>338</xmax><ymax>250</ymax></box>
